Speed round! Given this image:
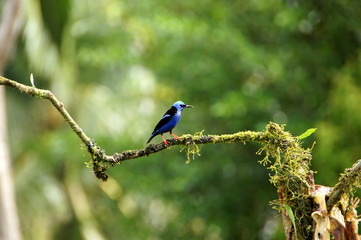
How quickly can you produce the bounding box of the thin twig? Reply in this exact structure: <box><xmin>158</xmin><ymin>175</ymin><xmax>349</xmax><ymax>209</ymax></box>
<box><xmin>0</xmin><ymin>75</ymin><xmax>91</xmax><ymax>146</ymax></box>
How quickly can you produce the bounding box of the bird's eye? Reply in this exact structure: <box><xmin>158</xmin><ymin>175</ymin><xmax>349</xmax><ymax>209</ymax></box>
<box><xmin>180</xmin><ymin>104</ymin><xmax>186</xmax><ymax>107</ymax></box>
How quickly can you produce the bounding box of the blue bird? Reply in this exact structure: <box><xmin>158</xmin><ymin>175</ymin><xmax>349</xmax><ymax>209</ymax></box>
<box><xmin>147</xmin><ymin>101</ymin><xmax>194</xmax><ymax>145</ymax></box>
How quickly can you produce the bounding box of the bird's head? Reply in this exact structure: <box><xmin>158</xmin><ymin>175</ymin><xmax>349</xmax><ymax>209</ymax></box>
<box><xmin>173</xmin><ymin>101</ymin><xmax>194</xmax><ymax>111</ymax></box>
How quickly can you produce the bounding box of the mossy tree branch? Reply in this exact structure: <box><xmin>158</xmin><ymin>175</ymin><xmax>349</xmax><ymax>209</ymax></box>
<box><xmin>2</xmin><ymin>75</ymin><xmax>361</xmax><ymax>239</ymax></box>
<box><xmin>2</xmin><ymin>75</ymin><xmax>308</xmax><ymax>183</ymax></box>
<box><xmin>327</xmin><ymin>159</ymin><xmax>361</xmax><ymax>211</ymax></box>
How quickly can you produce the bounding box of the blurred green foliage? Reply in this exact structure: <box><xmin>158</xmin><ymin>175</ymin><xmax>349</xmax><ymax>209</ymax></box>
<box><xmin>3</xmin><ymin>0</ymin><xmax>361</xmax><ymax>239</ymax></box>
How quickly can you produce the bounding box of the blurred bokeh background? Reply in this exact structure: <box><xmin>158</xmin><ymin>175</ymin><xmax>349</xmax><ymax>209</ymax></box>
<box><xmin>1</xmin><ymin>0</ymin><xmax>361</xmax><ymax>239</ymax></box>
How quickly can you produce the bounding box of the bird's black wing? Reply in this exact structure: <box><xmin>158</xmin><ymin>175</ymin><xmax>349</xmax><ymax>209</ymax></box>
<box><xmin>147</xmin><ymin>106</ymin><xmax>178</xmax><ymax>144</ymax></box>
<box><xmin>152</xmin><ymin>106</ymin><xmax>178</xmax><ymax>133</ymax></box>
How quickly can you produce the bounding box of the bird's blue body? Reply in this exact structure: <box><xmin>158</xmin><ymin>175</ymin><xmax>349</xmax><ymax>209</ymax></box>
<box><xmin>157</xmin><ymin>111</ymin><xmax>181</xmax><ymax>133</ymax></box>
<box><xmin>147</xmin><ymin>101</ymin><xmax>193</xmax><ymax>145</ymax></box>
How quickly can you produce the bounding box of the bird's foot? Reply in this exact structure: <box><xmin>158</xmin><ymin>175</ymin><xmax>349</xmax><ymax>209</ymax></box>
<box><xmin>170</xmin><ymin>133</ymin><xmax>180</xmax><ymax>140</ymax></box>
<box><xmin>163</xmin><ymin>139</ymin><xmax>170</xmax><ymax>146</ymax></box>
<box><xmin>161</xmin><ymin>134</ymin><xmax>170</xmax><ymax>146</ymax></box>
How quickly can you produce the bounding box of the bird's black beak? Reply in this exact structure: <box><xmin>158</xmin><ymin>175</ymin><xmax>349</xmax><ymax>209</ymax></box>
<box><xmin>185</xmin><ymin>105</ymin><xmax>194</xmax><ymax>108</ymax></box>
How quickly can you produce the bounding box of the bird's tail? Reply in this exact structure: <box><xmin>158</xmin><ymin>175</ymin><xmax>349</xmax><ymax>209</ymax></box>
<box><xmin>147</xmin><ymin>132</ymin><xmax>157</xmax><ymax>144</ymax></box>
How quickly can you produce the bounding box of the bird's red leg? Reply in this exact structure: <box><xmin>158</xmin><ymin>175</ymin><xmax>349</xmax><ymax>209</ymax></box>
<box><xmin>161</xmin><ymin>134</ymin><xmax>169</xmax><ymax>145</ymax></box>
<box><xmin>170</xmin><ymin>133</ymin><xmax>180</xmax><ymax>140</ymax></box>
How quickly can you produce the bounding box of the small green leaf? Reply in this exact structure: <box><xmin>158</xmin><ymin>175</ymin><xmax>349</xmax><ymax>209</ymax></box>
<box><xmin>298</xmin><ymin>128</ymin><xmax>317</xmax><ymax>140</ymax></box>
<box><xmin>284</xmin><ymin>205</ymin><xmax>298</xmax><ymax>239</ymax></box>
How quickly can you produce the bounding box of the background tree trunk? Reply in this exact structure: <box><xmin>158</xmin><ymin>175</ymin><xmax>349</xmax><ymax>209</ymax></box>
<box><xmin>0</xmin><ymin>0</ymin><xmax>24</xmax><ymax>239</ymax></box>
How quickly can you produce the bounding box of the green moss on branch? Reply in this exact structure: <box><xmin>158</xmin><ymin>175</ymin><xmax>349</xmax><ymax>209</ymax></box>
<box><xmin>327</xmin><ymin>159</ymin><xmax>361</xmax><ymax>211</ymax></box>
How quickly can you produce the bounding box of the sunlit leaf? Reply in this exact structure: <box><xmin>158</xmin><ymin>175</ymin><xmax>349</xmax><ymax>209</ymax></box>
<box><xmin>298</xmin><ymin>128</ymin><xmax>317</xmax><ymax>140</ymax></box>
<box><xmin>30</xmin><ymin>73</ymin><xmax>35</xmax><ymax>87</ymax></box>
